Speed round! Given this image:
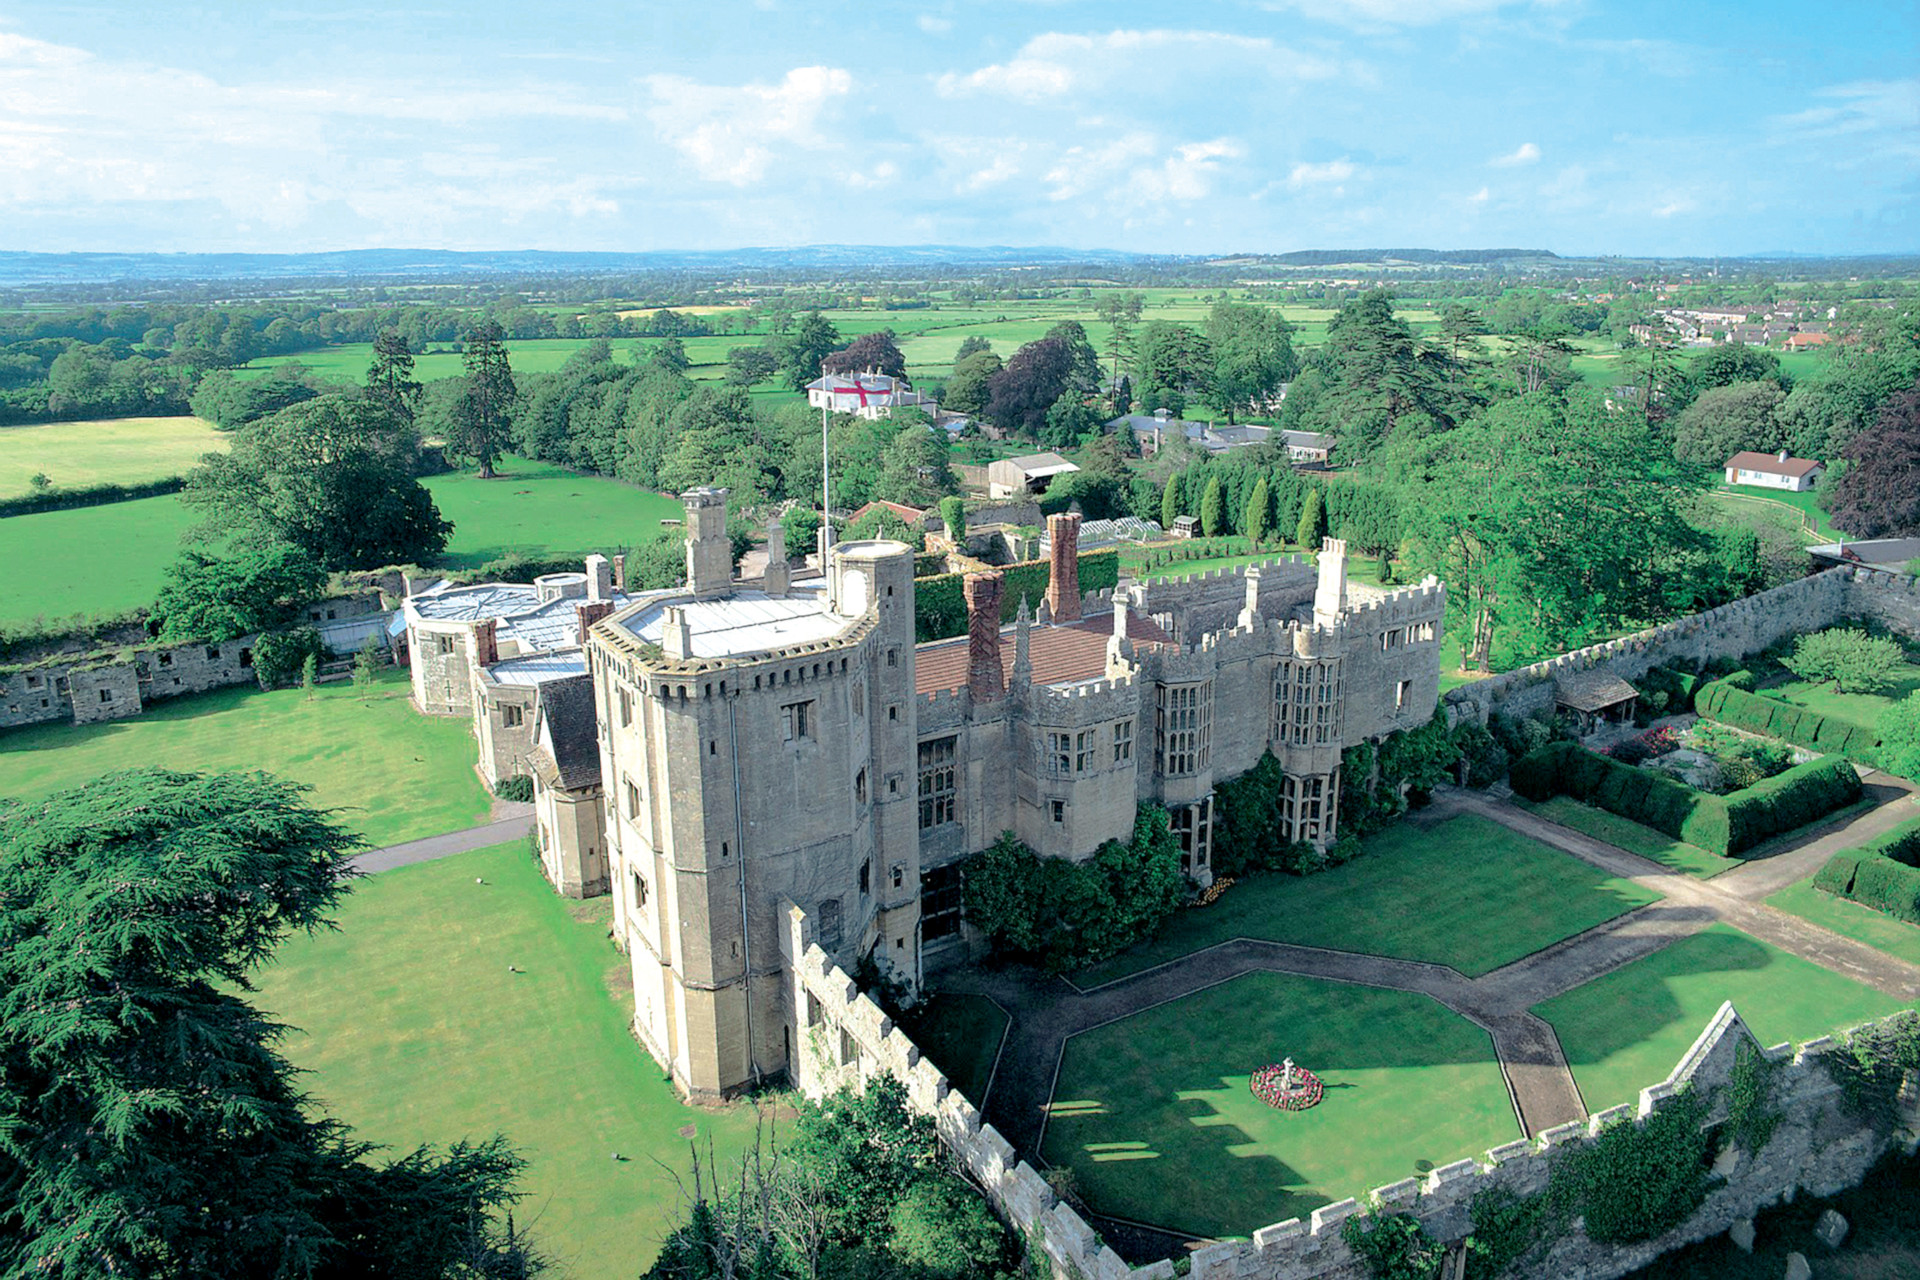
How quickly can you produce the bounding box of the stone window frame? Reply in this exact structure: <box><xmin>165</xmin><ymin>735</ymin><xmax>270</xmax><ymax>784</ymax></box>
<box><xmin>1074</xmin><ymin>729</ymin><xmax>1097</xmax><ymax>774</ymax></box>
<box><xmin>783</xmin><ymin>699</ymin><xmax>815</xmax><ymax>742</ymax></box>
<box><xmin>917</xmin><ymin>736</ymin><xmax>957</xmax><ymax>830</ymax></box>
<box><xmin>501</xmin><ymin>703</ymin><xmax>524</xmax><ymax>728</ymax></box>
<box><xmin>1156</xmin><ymin>680</ymin><xmax>1212</xmax><ymax>777</ymax></box>
<box><xmin>1047</xmin><ymin>730</ymin><xmax>1074</xmax><ymax>777</ymax></box>
<box><xmin>1113</xmin><ymin>718</ymin><xmax>1133</xmax><ymax>763</ymax></box>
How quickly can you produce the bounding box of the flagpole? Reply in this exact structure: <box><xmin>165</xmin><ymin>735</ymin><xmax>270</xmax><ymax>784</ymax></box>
<box><xmin>819</xmin><ymin>358</ymin><xmax>832</xmax><ymax>566</ymax></box>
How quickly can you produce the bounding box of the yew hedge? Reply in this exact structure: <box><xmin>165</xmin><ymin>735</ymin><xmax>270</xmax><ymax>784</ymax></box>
<box><xmin>1696</xmin><ymin>677</ymin><xmax>1880</xmax><ymax>763</ymax></box>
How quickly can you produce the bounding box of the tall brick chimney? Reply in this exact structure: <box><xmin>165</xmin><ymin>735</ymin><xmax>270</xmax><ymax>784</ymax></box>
<box><xmin>964</xmin><ymin>572</ymin><xmax>1006</xmax><ymax>702</ymax></box>
<box><xmin>472</xmin><ymin>618</ymin><xmax>498</xmax><ymax>667</ymax></box>
<box><xmin>575</xmin><ymin>600</ymin><xmax>615</xmax><ymax>646</ymax></box>
<box><xmin>611</xmin><ymin>553</ymin><xmax>627</xmax><ymax>593</ymax></box>
<box><xmin>1045</xmin><ymin>511</ymin><xmax>1082</xmax><ymax>623</ymax></box>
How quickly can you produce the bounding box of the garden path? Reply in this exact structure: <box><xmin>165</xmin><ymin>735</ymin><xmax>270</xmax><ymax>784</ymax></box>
<box><xmin>943</xmin><ymin>779</ymin><xmax>1920</xmax><ymax>1217</ymax></box>
<box><xmin>348</xmin><ymin>813</ymin><xmax>535</xmax><ymax>874</ymax></box>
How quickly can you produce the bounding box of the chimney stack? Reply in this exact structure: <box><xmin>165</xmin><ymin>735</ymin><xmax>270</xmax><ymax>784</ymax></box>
<box><xmin>472</xmin><ymin>618</ymin><xmax>498</xmax><ymax>667</ymax></box>
<box><xmin>575</xmin><ymin>600</ymin><xmax>614</xmax><ymax>646</ymax></box>
<box><xmin>1313</xmin><ymin>537</ymin><xmax>1349</xmax><ymax>628</ymax></box>
<box><xmin>1240</xmin><ymin>566</ymin><xmax>1263</xmax><ymax>629</ymax></box>
<box><xmin>611</xmin><ymin>553</ymin><xmax>626</xmax><ymax>593</ymax></box>
<box><xmin>763</xmin><ymin>518</ymin><xmax>789</xmax><ymax>597</ymax></box>
<box><xmin>964</xmin><ymin>572</ymin><xmax>1006</xmax><ymax>703</ymax></box>
<box><xmin>682</xmin><ymin>487</ymin><xmax>733</xmax><ymax>600</ymax></box>
<box><xmin>662</xmin><ymin>606</ymin><xmax>694</xmax><ymax>661</ymax></box>
<box><xmin>1045</xmin><ymin>511</ymin><xmax>1083</xmax><ymax>623</ymax></box>
<box><xmin>585</xmin><ymin>554</ymin><xmax>612</xmax><ymax>602</ymax></box>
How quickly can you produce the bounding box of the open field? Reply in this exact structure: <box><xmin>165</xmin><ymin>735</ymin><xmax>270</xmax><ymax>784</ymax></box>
<box><xmin>1767</xmin><ymin>876</ymin><xmax>1920</xmax><ymax>968</ymax></box>
<box><xmin>251</xmin><ymin>840</ymin><xmax>762</xmax><ymax>1279</ymax></box>
<box><xmin>0</xmin><ymin>415</ymin><xmax>225</xmax><ymax>497</ymax></box>
<box><xmin>0</xmin><ymin>491</ymin><xmax>194</xmax><ymax>626</ymax></box>
<box><xmin>1522</xmin><ymin>796</ymin><xmax>1739</xmax><ymax>878</ymax></box>
<box><xmin>1078</xmin><ymin>814</ymin><xmax>1659</xmax><ymax>986</ymax></box>
<box><xmin>425</xmin><ymin>456</ymin><xmax>683</xmax><ymax>570</ymax></box>
<box><xmin>0</xmin><ymin>671</ymin><xmax>491</xmax><ymax>847</ymax></box>
<box><xmin>1532</xmin><ymin>923</ymin><xmax>1908</xmax><ymax>1113</ymax></box>
<box><xmin>0</xmin><ymin>457</ymin><xmax>681</xmax><ymax>626</ymax></box>
<box><xmin>1042</xmin><ymin>971</ymin><xmax>1517</xmax><ymax>1238</ymax></box>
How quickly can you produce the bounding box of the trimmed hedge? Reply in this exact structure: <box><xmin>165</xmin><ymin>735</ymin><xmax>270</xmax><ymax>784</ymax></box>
<box><xmin>0</xmin><ymin>475</ymin><xmax>186</xmax><ymax>518</ymax></box>
<box><xmin>1510</xmin><ymin>742</ymin><xmax>1861</xmax><ymax>856</ymax></box>
<box><xmin>1697</xmin><ymin>677</ymin><xmax>1880</xmax><ymax>763</ymax></box>
<box><xmin>1813</xmin><ymin>818</ymin><xmax>1920</xmax><ymax>925</ymax></box>
<box><xmin>913</xmin><ymin>548</ymin><xmax>1120</xmax><ymax>642</ymax></box>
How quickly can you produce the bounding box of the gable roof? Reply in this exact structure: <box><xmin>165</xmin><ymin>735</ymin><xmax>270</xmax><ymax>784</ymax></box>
<box><xmin>1554</xmin><ymin>669</ymin><xmax>1639</xmax><ymax>714</ymax></box>
<box><xmin>533</xmin><ymin>675</ymin><xmax>601</xmax><ymax>792</ymax></box>
<box><xmin>996</xmin><ymin>452</ymin><xmax>1079</xmax><ymax>479</ymax></box>
<box><xmin>914</xmin><ymin>611</ymin><xmax>1172</xmax><ymax>696</ymax></box>
<box><xmin>1725</xmin><ymin>451</ymin><xmax>1823</xmax><ymax>478</ymax></box>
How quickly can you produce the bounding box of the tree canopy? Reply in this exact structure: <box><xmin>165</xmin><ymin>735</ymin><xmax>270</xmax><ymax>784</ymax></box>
<box><xmin>447</xmin><ymin>322</ymin><xmax>517</xmax><ymax>478</ymax></box>
<box><xmin>0</xmin><ymin>768</ymin><xmax>537</xmax><ymax>1279</ymax></box>
<box><xmin>151</xmin><ymin>542</ymin><xmax>328</xmax><ymax>641</ymax></box>
<box><xmin>1826</xmin><ymin>379</ymin><xmax>1920</xmax><ymax>537</ymax></box>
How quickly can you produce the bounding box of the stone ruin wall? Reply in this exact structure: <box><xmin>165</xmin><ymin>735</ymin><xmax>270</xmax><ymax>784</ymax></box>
<box><xmin>780</xmin><ymin>900</ymin><xmax>1916</xmax><ymax>1280</ymax></box>
<box><xmin>1443</xmin><ymin>566</ymin><xmax>1920</xmax><ymax>729</ymax></box>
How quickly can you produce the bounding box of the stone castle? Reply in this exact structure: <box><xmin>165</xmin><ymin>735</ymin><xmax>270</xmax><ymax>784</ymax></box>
<box><xmin>403</xmin><ymin>488</ymin><xmax>1447</xmax><ymax>1100</ymax></box>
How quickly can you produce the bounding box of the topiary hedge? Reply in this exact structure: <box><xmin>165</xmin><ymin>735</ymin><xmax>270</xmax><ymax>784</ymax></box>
<box><xmin>1696</xmin><ymin>677</ymin><xmax>1880</xmax><ymax>763</ymax></box>
<box><xmin>1812</xmin><ymin>817</ymin><xmax>1920</xmax><ymax>924</ymax></box>
<box><xmin>1509</xmin><ymin>742</ymin><xmax>1861</xmax><ymax>856</ymax></box>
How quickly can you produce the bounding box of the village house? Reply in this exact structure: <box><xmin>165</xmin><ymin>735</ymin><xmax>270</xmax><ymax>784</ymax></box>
<box><xmin>1724</xmin><ymin>450</ymin><xmax>1825</xmax><ymax>493</ymax></box>
<box><xmin>805</xmin><ymin>372</ymin><xmax>936</xmax><ymax>420</ymax></box>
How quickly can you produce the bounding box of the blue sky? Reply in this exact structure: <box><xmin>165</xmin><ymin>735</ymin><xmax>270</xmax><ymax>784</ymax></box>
<box><xmin>0</xmin><ymin>1</ymin><xmax>1913</xmax><ymax>257</ymax></box>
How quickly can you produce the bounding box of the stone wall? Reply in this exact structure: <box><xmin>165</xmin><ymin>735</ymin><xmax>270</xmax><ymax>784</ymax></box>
<box><xmin>1</xmin><ymin>634</ymin><xmax>262</xmax><ymax>732</ymax></box>
<box><xmin>1131</xmin><ymin>555</ymin><xmax>1319</xmax><ymax>643</ymax></box>
<box><xmin>1443</xmin><ymin>567</ymin><xmax>1920</xmax><ymax>728</ymax></box>
<box><xmin>779</xmin><ymin>896</ymin><xmax>1916</xmax><ymax>1280</ymax></box>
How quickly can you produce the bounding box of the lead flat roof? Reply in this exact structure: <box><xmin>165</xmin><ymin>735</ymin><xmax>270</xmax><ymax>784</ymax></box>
<box><xmin>616</xmin><ymin>583</ymin><xmax>852</xmax><ymax>659</ymax></box>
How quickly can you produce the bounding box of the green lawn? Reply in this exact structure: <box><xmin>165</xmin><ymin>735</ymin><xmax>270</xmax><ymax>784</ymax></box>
<box><xmin>1078</xmin><ymin>815</ymin><xmax>1659</xmax><ymax>986</ymax></box>
<box><xmin>1042</xmin><ymin>972</ymin><xmax>1518</xmax><ymax>1238</ymax></box>
<box><xmin>1708</xmin><ymin>479</ymin><xmax>1845</xmax><ymax>541</ymax></box>
<box><xmin>0</xmin><ymin>672</ymin><xmax>490</xmax><ymax>847</ymax></box>
<box><xmin>1766</xmin><ymin>674</ymin><xmax>1918</xmax><ymax>736</ymax></box>
<box><xmin>1522</xmin><ymin>796</ymin><xmax>1739</xmax><ymax>878</ymax></box>
<box><xmin>1766</xmin><ymin>877</ymin><xmax>1920</xmax><ymax>968</ymax></box>
<box><xmin>250</xmin><ymin>840</ymin><xmax>762</xmax><ymax>1279</ymax></box>
<box><xmin>900</xmin><ymin>993</ymin><xmax>1009</xmax><ymax>1107</ymax></box>
<box><xmin>0</xmin><ymin>491</ymin><xmax>195</xmax><ymax>625</ymax></box>
<box><xmin>1533</xmin><ymin>923</ymin><xmax>1909</xmax><ymax>1113</ymax></box>
<box><xmin>424</xmin><ymin>456</ymin><xmax>683</xmax><ymax>570</ymax></box>
<box><xmin>0</xmin><ymin>415</ymin><xmax>226</xmax><ymax>497</ymax></box>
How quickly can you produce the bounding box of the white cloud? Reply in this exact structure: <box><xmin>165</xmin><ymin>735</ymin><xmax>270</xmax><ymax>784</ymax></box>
<box><xmin>1287</xmin><ymin>158</ymin><xmax>1357</xmax><ymax>190</ymax></box>
<box><xmin>917</xmin><ymin>14</ymin><xmax>952</xmax><ymax>35</ymax></box>
<box><xmin>938</xmin><ymin>29</ymin><xmax>1344</xmax><ymax>102</ymax></box>
<box><xmin>1769</xmin><ymin>79</ymin><xmax>1920</xmax><ymax>160</ymax></box>
<box><xmin>1136</xmin><ymin>139</ymin><xmax>1243</xmax><ymax>202</ymax></box>
<box><xmin>1468</xmin><ymin>186</ymin><xmax>1490</xmax><ymax>204</ymax></box>
<box><xmin>1652</xmin><ymin>195</ymin><xmax>1696</xmax><ymax>218</ymax></box>
<box><xmin>1489</xmin><ymin>142</ymin><xmax>1540</xmax><ymax>167</ymax></box>
<box><xmin>1258</xmin><ymin>0</ymin><xmax>1554</xmax><ymax>29</ymax></box>
<box><xmin>1043</xmin><ymin>133</ymin><xmax>1158</xmax><ymax>201</ymax></box>
<box><xmin>645</xmin><ymin>66</ymin><xmax>852</xmax><ymax>186</ymax></box>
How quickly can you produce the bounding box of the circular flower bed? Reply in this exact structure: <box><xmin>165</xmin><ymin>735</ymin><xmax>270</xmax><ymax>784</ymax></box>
<box><xmin>1250</xmin><ymin>1062</ymin><xmax>1324</xmax><ymax>1111</ymax></box>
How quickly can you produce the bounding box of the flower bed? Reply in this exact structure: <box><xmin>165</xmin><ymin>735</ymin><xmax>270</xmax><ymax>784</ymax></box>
<box><xmin>1250</xmin><ymin>1062</ymin><xmax>1324</xmax><ymax>1110</ymax></box>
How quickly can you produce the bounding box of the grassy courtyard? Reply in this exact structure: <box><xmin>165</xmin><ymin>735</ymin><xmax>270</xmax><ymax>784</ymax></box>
<box><xmin>0</xmin><ymin>671</ymin><xmax>490</xmax><ymax>847</ymax></box>
<box><xmin>0</xmin><ymin>414</ymin><xmax>225</xmax><ymax>497</ymax></box>
<box><xmin>1078</xmin><ymin>814</ymin><xmax>1659</xmax><ymax>987</ymax></box>
<box><xmin>1041</xmin><ymin>971</ymin><xmax>1517</xmax><ymax>1238</ymax></box>
<box><xmin>250</xmin><ymin>840</ymin><xmax>762</xmax><ymax>1279</ymax></box>
<box><xmin>1522</xmin><ymin>796</ymin><xmax>1738</xmax><ymax>878</ymax></box>
<box><xmin>1533</xmin><ymin>923</ymin><xmax>1909</xmax><ymax>1113</ymax></box>
<box><xmin>1767</xmin><ymin>876</ymin><xmax>1920</xmax><ymax>968</ymax></box>
<box><xmin>1766</xmin><ymin>673</ymin><xmax>1920</xmax><ymax>737</ymax></box>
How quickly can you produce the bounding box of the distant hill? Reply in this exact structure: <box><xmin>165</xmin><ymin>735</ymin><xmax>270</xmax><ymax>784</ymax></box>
<box><xmin>1214</xmin><ymin>248</ymin><xmax>1560</xmax><ymax>267</ymax></box>
<box><xmin>0</xmin><ymin>245</ymin><xmax>1148</xmax><ymax>286</ymax></box>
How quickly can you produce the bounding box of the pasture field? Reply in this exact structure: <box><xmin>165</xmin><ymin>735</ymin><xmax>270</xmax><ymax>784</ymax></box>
<box><xmin>1708</xmin><ymin>476</ymin><xmax>1844</xmax><ymax>539</ymax></box>
<box><xmin>424</xmin><ymin>456</ymin><xmax>684</xmax><ymax>570</ymax></box>
<box><xmin>251</xmin><ymin>840</ymin><xmax>762</xmax><ymax>1278</ymax></box>
<box><xmin>1042</xmin><ymin>971</ymin><xmax>1516</xmax><ymax>1238</ymax></box>
<box><xmin>1532</xmin><ymin>923</ymin><xmax>1907</xmax><ymax>1113</ymax></box>
<box><xmin>0</xmin><ymin>671</ymin><xmax>491</xmax><ymax>847</ymax></box>
<box><xmin>0</xmin><ymin>415</ymin><xmax>225</xmax><ymax>498</ymax></box>
<box><xmin>0</xmin><ymin>491</ymin><xmax>194</xmax><ymax>626</ymax></box>
<box><xmin>1077</xmin><ymin>814</ymin><xmax>1658</xmax><ymax>986</ymax></box>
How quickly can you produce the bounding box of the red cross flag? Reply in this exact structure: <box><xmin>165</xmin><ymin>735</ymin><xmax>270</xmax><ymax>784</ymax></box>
<box><xmin>830</xmin><ymin>377</ymin><xmax>889</xmax><ymax>408</ymax></box>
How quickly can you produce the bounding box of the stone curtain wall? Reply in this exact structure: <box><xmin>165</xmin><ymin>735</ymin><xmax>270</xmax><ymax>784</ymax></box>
<box><xmin>1130</xmin><ymin>555</ymin><xmax>1319</xmax><ymax>643</ymax></box>
<box><xmin>780</xmin><ymin>900</ymin><xmax>1913</xmax><ymax>1280</ymax></box>
<box><xmin>1</xmin><ymin>634</ymin><xmax>265</xmax><ymax>731</ymax></box>
<box><xmin>1442</xmin><ymin>567</ymin><xmax>1920</xmax><ymax>729</ymax></box>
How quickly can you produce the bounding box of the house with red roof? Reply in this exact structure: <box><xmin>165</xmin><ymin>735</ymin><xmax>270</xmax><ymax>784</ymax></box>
<box><xmin>1724</xmin><ymin>450</ymin><xmax>1825</xmax><ymax>493</ymax></box>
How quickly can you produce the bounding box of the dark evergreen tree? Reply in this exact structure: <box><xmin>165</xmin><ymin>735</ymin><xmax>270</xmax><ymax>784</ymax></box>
<box><xmin>366</xmin><ymin>328</ymin><xmax>423</xmax><ymax>424</ymax></box>
<box><xmin>449</xmin><ymin>321</ymin><xmax>517</xmax><ymax>478</ymax></box>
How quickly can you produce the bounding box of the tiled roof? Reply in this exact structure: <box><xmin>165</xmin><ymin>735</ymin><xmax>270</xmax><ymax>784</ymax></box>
<box><xmin>914</xmin><ymin>611</ymin><xmax>1172</xmax><ymax>696</ymax></box>
<box><xmin>534</xmin><ymin>675</ymin><xmax>601</xmax><ymax>792</ymax></box>
<box><xmin>1725</xmin><ymin>451</ymin><xmax>1823</xmax><ymax>478</ymax></box>
<box><xmin>1554</xmin><ymin>670</ymin><xmax>1640</xmax><ymax>714</ymax></box>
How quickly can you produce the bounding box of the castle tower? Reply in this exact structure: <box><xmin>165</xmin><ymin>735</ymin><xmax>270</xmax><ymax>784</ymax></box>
<box><xmin>1314</xmin><ymin>537</ymin><xmax>1349</xmax><ymax>629</ymax></box>
<box><xmin>683</xmin><ymin>488</ymin><xmax>732</xmax><ymax>599</ymax></box>
<box><xmin>1046</xmin><ymin>512</ymin><xmax>1083</xmax><ymax>623</ymax></box>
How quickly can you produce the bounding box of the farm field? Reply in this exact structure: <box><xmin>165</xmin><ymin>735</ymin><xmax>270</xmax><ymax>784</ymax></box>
<box><xmin>1077</xmin><ymin>814</ymin><xmax>1659</xmax><ymax>987</ymax></box>
<box><xmin>251</xmin><ymin>840</ymin><xmax>762</xmax><ymax>1279</ymax></box>
<box><xmin>1532</xmin><ymin>923</ymin><xmax>1907</xmax><ymax>1114</ymax></box>
<box><xmin>1042</xmin><ymin>971</ymin><xmax>1516</xmax><ymax>1238</ymax></box>
<box><xmin>0</xmin><ymin>415</ymin><xmax>225</xmax><ymax>497</ymax></box>
<box><xmin>0</xmin><ymin>490</ymin><xmax>194</xmax><ymax>626</ymax></box>
<box><xmin>0</xmin><ymin>671</ymin><xmax>491</xmax><ymax>847</ymax></box>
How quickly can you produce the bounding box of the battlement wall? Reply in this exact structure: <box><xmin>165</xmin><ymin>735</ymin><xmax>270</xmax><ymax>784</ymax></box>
<box><xmin>1133</xmin><ymin>555</ymin><xmax>1318</xmax><ymax>642</ymax></box>
<box><xmin>779</xmin><ymin>893</ymin><xmax>1914</xmax><ymax>1280</ymax></box>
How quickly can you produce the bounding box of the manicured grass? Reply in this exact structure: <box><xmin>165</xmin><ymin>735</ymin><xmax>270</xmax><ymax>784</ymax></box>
<box><xmin>0</xmin><ymin>671</ymin><xmax>490</xmax><ymax>847</ymax></box>
<box><xmin>1522</xmin><ymin>795</ymin><xmax>1739</xmax><ymax>878</ymax></box>
<box><xmin>1766</xmin><ymin>877</ymin><xmax>1920</xmax><ymax>968</ymax></box>
<box><xmin>424</xmin><ymin>456</ymin><xmax>683</xmax><ymax>570</ymax></box>
<box><xmin>1708</xmin><ymin>480</ymin><xmax>1844</xmax><ymax>540</ymax></box>
<box><xmin>901</xmin><ymin>993</ymin><xmax>1009</xmax><ymax>1107</ymax></box>
<box><xmin>1079</xmin><ymin>814</ymin><xmax>1660</xmax><ymax>986</ymax></box>
<box><xmin>1042</xmin><ymin>972</ymin><xmax>1518</xmax><ymax>1238</ymax></box>
<box><xmin>1767</xmin><ymin>674</ymin><xmax>1918</xmax><ymax>736</ymax></box>
<box><xmin>250</xmin><ymin>841</ymin><xmax>762</xmax><ymax>1278</ymax></box>
<box><xmin>0</xmin><ymin>491</ymin><xmax>194</xmax><ymax>626</ymax></box>
<box><xmin>1534</xmin><ymin>923</ymin><xmax>1909</xmax><ymax>1113</ymax></box>
<box><xmin>0</xmin><ymin>415</ymin><xmax>225</xmax><ymax>497</ymax></box>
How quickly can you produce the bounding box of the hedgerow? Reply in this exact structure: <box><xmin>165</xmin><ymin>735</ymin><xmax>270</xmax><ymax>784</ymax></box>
<box><xmin>1696</xmin><ymin>677</ymin><xmax>1880</xmax><ymax>763</ymax></box>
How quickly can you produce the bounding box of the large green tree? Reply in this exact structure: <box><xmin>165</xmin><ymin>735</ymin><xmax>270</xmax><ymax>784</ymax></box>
<box><xmin>1205</xmin><ymin>302</ymin><xmax>1297</xmax><ymax>423</ymax></box>
<box><xmin>449</xmin><ymin>322</ymin><xmax>517</xmax><ymax>478</ymax></box>
<box><xmin>1672</xmin><ymin>379</ymin><xmax>1788</xmax><ymax>466</ymax></box>
<box><xmin>366</xmin><ymin>328</ymin><xmax>423</xmax><ymax>425</ymax></box>
<box><xmin>0</xmin><ymin>769</ymin><xmax>538</xmax><ymax>1279</ymax></box>
<box><xmin>783</xmin><ymin>312</ymin><xmax>843</xmax><ymax>390</ymax></box>
<box><xmin>151</xmin><ymin>543</ymin><xmax>328</xmax><ymax>641</ymax></box>
<box><xmin>183</xmin><ymin>394</ymin><xmax>452</xmax><ymax>571</ymax></box>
